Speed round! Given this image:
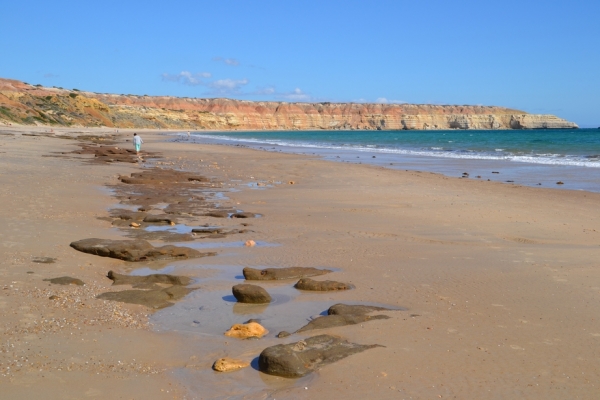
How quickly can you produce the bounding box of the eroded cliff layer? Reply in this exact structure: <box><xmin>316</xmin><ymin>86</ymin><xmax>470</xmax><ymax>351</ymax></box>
<box><xmin>0</xmin><ymin>78</ymin><xmax>578</xmax><ymax>130</ymax></box>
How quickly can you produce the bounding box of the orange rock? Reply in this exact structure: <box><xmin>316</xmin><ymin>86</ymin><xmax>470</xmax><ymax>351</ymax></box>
<box><xmin>212</xmin><ymin>357</ymin><xmax>250</xmax><ymax>372</ymax></box>
<box><xmin>224</xmin><ymin>322</ymin><xmax>268</xmax><ymax>339</ymax></box>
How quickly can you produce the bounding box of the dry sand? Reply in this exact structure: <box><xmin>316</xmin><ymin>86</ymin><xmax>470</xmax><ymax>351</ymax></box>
<box><xmin>0</xmin><ymin>126</ymin><xmax>599</xmax><ymax>399</ymax></box>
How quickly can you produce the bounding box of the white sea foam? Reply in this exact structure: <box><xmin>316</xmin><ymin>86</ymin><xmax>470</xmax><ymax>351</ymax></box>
<box><xmin>185</xmin><ymin>133</ymin><xmax>600</xmax><ymax>168</ymax></box>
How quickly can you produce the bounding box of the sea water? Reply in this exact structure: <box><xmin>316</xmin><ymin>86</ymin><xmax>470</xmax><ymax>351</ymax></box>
<box><xmin>176</xmin><ymin>128</ymin><xmax>600</xmax><ymax>192</ymax></box>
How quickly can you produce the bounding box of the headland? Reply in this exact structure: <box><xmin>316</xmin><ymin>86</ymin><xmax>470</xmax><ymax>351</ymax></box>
<box><xmin>0</xmin><ymin>78</ymin><xmax>577</xmax><ymax>130</ymax></box>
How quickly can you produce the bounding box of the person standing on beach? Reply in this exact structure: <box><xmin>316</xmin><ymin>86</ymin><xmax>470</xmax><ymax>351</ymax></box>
<box><xmin>133</xmin><ymin>133</ymin><xmax>143</xmax><ymax>154</ymax></box>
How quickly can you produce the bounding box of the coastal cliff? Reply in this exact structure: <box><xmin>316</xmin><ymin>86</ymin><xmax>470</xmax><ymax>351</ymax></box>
<box><xmin>0</xmin><ymin>78</ymin><xmax>578</xmax><ymax>130</ymax></box>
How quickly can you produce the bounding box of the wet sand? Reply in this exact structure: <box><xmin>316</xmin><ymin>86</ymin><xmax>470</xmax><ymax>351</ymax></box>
<box><xmin>1</xmin><ymin>125</ymin><xmax>599</xmax><ymax>399</ymax></box>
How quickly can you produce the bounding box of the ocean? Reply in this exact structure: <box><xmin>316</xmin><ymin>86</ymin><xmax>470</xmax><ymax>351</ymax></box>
<box><xmin>175</xmin><ymin>128</ymin><xmax>600</xmax><ymax>193</ymax></box>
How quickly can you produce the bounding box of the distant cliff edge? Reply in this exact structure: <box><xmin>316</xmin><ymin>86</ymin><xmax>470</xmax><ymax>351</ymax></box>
<box><xmin>0</xmin><ymin>78</ymin><xmax>578</xmax><ymax>130</ymax></box>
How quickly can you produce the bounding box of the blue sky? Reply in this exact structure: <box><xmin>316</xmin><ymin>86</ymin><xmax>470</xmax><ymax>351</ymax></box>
<box><xmin>1</xmin><ymin>0</ymin><xmax>598</xmax><ymax>127</ymax></box>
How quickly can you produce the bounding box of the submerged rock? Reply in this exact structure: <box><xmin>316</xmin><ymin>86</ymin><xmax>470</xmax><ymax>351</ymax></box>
<box><xmin>231</xmin><ymin>212</ymin><xmax>257</xmax><ymax>219</ymax></box>
<box><xmin>295</xmin><ymin>303</ymin><xmax>395</xmax><ymax>333</ymax></box>
<box><xmin>232</xmin><ymin>284</ymin><xmax>272</xmax><ymax>304</ymax></box>
<box><xmin>69</xmin><ymin>238</ymin><xmax>213</xmax><ymax>261</ymax></box>
<box><xmin>294</xmin><ymin>278</ymin><xmax>354</xmax><ymax>291</ymax></box>
<box><xmin>107</xmin><ymin>270</ymin><xmax>192</xmax><ymax>287</ymax></box>
<box><xmin>243</xmin><ymin>266</ymin><xmax>332</xmax><ymax>281</ymax></box>
<box><xmin>328</xmin><ymin>304</ymin><xmax>391</xmax><ymax>316</ymax></box>
<box><xmin>258</xmin><ymin>334</ymin><xmax>382</xmax><ymax>378</ymax></box>
<box><xmin>43</xmin><ymin>276</ymin><xmax>85</xmax><ymax>286</ymax></box>
<box><xmin>32</xmin><ymin>257</ymin><xmax>56</xmax><ymax>264</ymax></box>
<box><xmin>96</xmin><ymin>286</ymin><xmax>195</xmax><ymax>309</ymax></box>
<box><xmin>212</xmin><ymin>357</ymin><xmax>250</xmax><ymax>372</ymax></box>
<box><xmin>142</xmin><ymin>215</ymin><xmax>176</xmax><ymax>225</ymax></box>
<box><xmin>224</xmin><ymin>322</ymin><xmax>268</xmax><ymax>339</ymax></box>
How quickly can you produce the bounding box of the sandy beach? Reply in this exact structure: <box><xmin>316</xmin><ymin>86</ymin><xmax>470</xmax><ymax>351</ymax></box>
<box><xmin>1</xmin><ymin>126</ymin><xmax>599</xmax><ymax>399</ymax></box>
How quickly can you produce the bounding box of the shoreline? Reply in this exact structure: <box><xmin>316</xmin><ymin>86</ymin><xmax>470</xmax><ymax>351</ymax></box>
<box><xmin>174</xmin><ymin>130</ymin><xmax>600</xmax><ymax>194</ymax></box>
<box><xmin>1</xmin><ymin>126</ymin><xmax>600</xmax><ymax>398</ymax></box>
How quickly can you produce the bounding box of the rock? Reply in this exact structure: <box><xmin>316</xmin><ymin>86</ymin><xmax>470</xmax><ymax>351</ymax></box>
<box><xmin>277</xmin><ymin>331</ymin><xmax>291</xmax><ymax>338</ymax></box>
<box><xmin>224</xmin><ymin>322</ymin><xmax>268</xmax><ymax>339</ymax></box>
<box><xmin>107</xmin><ymin>270</ymin><xmax>192</xmax><ymax>287</ymax></box>
<box><xmin>557</xmin><ymin>181</ymin><xmax>564</xmax><ymax>185</ymax></box>
<box><xmin>244</xmin><ymin>240</ymin><xmax>256</xmax><ymax>247</ymax></box>
<box><xmin>295</xmin><ymin>303</ymin><xmax>395</xmax><ymax>333</ymax></box>
<box><xmin>96</xmin><ymin>286</ymin><xmax>195</xmax><ymax>309</ymax></box>
<box><xmin>328</xmin><ymin>304</ymin><xmax>392</xmax><ymax>316</ymax></box>
<box><xmin>32</xmin><ymin>257</ymin><xmax>56</xmax><ymax>264</ymax></box>
<box><xmin>231</xmin><ymin>212</ymin><xmax>256</xmax><ymax>218</ymax></box>
<box><xmin>296</xmin><ymin>314</ymin><xmax>390</xmax><ymax>333</ymax></box>
<box><xmin>258</xmin><ymin>334</ymin><xmax>382</xmax><ymax>378</ymax></box>
<box><xmin>43</xmin><ymin>276</ymin><xmax>84</xmax><ymax>286</ymax></box>
<box><xmin>294</xmin><ymin>278</ymin><xmax>354</xmax><ymax>291</ymax></box>
<box><xmin>143</xmin><ymin>215</ymin><xmax>176</xmax><ymax>225</ymax></box>
<box><xmin>205</xmin><ymin>211</ymin><xmax>230</xmax><ymax>218</ymax></box>
<box><xmin>232</xmin><ymin>284</ymin><xmax>272</xmax><ymax>304</ymax></box>
<box><xmin>243</xmin><ymin>266</ymin><xmax>332</xmax><ymax>281</ymax></box>
<box><xmin>69</xmin><ymin>238</ymin><xmax>213</xmax><ymax>261</ymax></box>
<box><xmin>212</xmin><ymin>357</ymin><xmax>250</xmax><ymax>372</ymax></box>
<box><xmin>191</xmin><ymin>227</ymin><xmax>223</xmax><ymax>234</ymax></box>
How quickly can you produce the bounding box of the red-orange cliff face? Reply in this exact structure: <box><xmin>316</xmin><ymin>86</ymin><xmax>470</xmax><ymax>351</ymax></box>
<box><xmin>0</xmin><ymin>78</ymin><xmax>578</xmax><ymax>130</ymax></box>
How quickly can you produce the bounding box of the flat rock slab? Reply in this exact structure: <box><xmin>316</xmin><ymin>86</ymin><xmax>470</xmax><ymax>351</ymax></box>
<box><xmin>258</xmin><ymin>334</ymin><xmax>382</xmax><ymax>378</ymax></box>
<box><xmin>43</xmin><ymin>276</ymin><xmax>85</xmax><ymax>286</ymax></box>
<box><xmin>142</xmin><ymin>215</ymin><xmax>176</xmax><ymax>225</ymax></box>
<box><xmin>96</xmin><ymin>286</ymin><xmax>195</xmax><ymax>309</ymax></box>
<box><xmin>69</xmin><ymin>238</ymin><xmax>214</xmax><ymax>261</ymax></box>
<box><xmin>294</xmin><ymin>278</ymin><xmax>354</xmax><ymax>291</ymax></box>
<box><xmin>295</xmin><ymin>303</ymin><xmax>396</xmax><ymax>333</ymax></box>
<box><xmin>296</xmin><ymin>314</ymin><xmax>390</xmax><ymax>333</ymax></box>
<box><xmin>231</xmin><ymin>212</ymin><xmax>257</xmax><ymax>218</ymax></box>
<box><xmin>32</xmin><ymin>257</ymin><xmax>56</xmax><ymax>264</ymax></box>
<box><xmin>328</xmin><ymin>304</ymin><xmax>391</xmax><ymax>316</ymax></box>
<box><xmin>243</xmin><ymin>266</ymin><xmax>332</xmax><ymax>281</ymax></box>
<box><xmin>232</xmin><ymin>284</ymin><xmax>272</xmax><ymax>304</ymax></box>
<box><xmin>107</xmin><ymin>270</ymin><xmax>192</xmax><ymax>287</ymax></box>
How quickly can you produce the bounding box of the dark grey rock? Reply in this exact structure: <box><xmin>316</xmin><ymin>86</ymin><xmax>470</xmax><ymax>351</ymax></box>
<box><xmin>69</xmin><ymin>238</ymin><xmax>213</xmax><ymax>261</ymax></box>
<box><xmin>32</xmin><ymin>257</ymin><xmax>56</xmax><ymax>264</ymax></box>
<box><xmin>295</xmin><ymin>303</ymin><xmax>396</xmax><ymax>333</ymax></box>
<box><xmin>43</xmin><ymin>276</ymin><xmax>84</xmax><ymax>286</ymax></box>
<box><xmin>143</xmin><ymin>215</ymin><xmax>176</xmax><ymax>225</ymax></box>
<box><xmin>232</xmin><ymin>284</ymin><xmax>272</xmax><ymax>304</ymax></box>
<box><xmin>258</xmin><ymin>334</ymin><xmax>382</xmax><ymax>378</ymax></box>
<box><xmin>294</xmin><ymin>278</ymin><xmax>354</xmax><ymax>291</ymax></box>
<box><xmin>243</xmin><ymin>266</ymin><xmax>331</xmax><ymax>281</ymax></box>
<box><xmin>107</xmin><ymin>270</ymin><xmax>192</xmax><ymax>287</ymax></box>
<box><xmin>96</xmin><ymin>286</ymin><xmax>195</xmax><ymax>309</ymax></box>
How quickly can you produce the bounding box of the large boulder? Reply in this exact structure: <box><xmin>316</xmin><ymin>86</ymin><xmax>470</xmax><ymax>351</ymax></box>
<box><xmin>232</xmin><ymin>284</ymin><xmax>272</xmax><ymax>304</ymax></box>
<box><xmin>243</xmin><ymin>266</ymin><xmax>331</xmax><ymax>281</ymax></box>
<box><xmin>294</xmin><ymin>278</ymin><xmax>354</xmax><ymax>291</ymax></box>
<box><xmin>69</xmin><ymin>238</ymin><xmax>214</xmax><ymax>261</ymax></box>
<box><xmin>258</xmin><ymin>335</ymin><xmax>382</xmax><ymax>378</ymax></box>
